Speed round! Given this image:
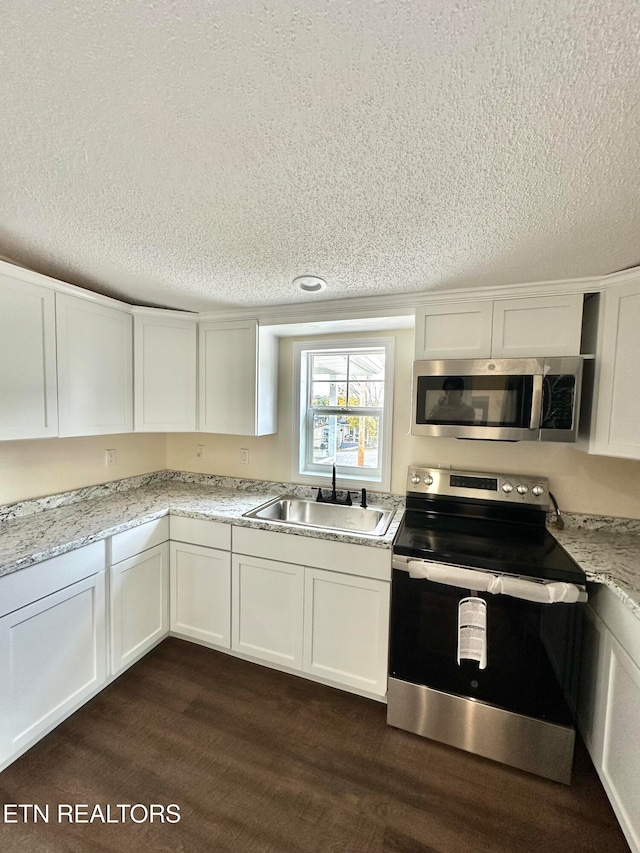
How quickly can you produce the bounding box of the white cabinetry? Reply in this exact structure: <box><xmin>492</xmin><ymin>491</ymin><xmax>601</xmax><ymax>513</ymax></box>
<box><xmin>232</xmin><ymin>526</ymin><xmax>391</xmax><ymax>698</ymax></box>
<box><xmin>303</xmin><ymin>567</ymin><xmax>389</xmax><ymax>695</ymax></box>
<box><xmin>232</xmin><ymin>554</ymin><xmax>304</xmax><ymax>668</ymax></box>
<box><xmin>199</xmin><ymin>319</ymin><xmax>278</xmax><ymax>435</ymax></box>
<box><xmin>587</xmin><ymin>280</ymin><xmax>640</xmax><ymax>459</ymax></box>
<box><xmin>0</xmin><ymin>543</ymin><xmax>107</xmax><ymax>771</ymax></box>
<box><xmin>169</xmin><ymin>517</ymin><xmax>232</xmax><ymax>649</ymax></box>
<box><xmin>109</xmin><ymin>519</ymin><xmax>169</xmax><ymax>676</ymax></box>
<box><xmin>415</xmin><ymin>294</ymin><xmax>584</xmax><ymax>360</ymax></box>
<box><xmin>56</xmin><ymin>293</ymin><xmax>133</xmax><ymax>436</ymax></box>
<box><xmin>0</xmin><ymin>273</ymin><xmax>58</xmax><ymax>440</ymax></box>
<box><xmin>133</xmin><ymin>312</ymin><xmax>197</xmax><ymax>432</ymax></box>
<box><xmin>415</xmin><ymin>301</ymin><xmax>493</xmax><ymax>360</ymax></box>
<box><xmin>578</xmin><ymin>585</ymin><xmax>640</xmax><ymax>852</ymax></box>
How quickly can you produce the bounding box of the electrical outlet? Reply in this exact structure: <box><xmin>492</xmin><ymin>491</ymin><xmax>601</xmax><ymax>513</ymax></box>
<box><xmin>197</xmin><ymin>445</ymin><xmax>205</xmax><ymax>459</ymax></box>
<box><xmin>105</xmin><ymin>449</ymin><xmax>116</xmax><ymax>467</ymax></box>
<box><xmin>240</xmin><ymin>448</ymin><xmax>249</xmax><ymax>464</ymax></box>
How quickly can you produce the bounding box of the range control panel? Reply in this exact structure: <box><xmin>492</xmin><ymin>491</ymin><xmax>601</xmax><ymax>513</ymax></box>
<box><xmin>407</xmin><ymin>467</ymin><xmax>550</xmax><ymax>508</ymax></box>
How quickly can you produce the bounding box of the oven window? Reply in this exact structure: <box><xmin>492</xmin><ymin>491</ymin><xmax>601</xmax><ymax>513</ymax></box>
<box><xmin>415</xmin><ymin>374</ymin><xmax>533</xmax><ymax>427</ymax></box>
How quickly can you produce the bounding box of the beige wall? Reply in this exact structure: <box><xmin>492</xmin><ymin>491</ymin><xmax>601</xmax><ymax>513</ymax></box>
<box><xmin>0</xmin><ymin>433</ymin><xmax>166</xmax><ymax>505</ymax></box>
<box><xmin>2</xmin><ymin>329</ymin><xmax>639</xmax><ymax>518</ymax></box>
<box><xmin>167</xmin><ymin>329</ymin><xmax>640</xmax><ymax>519</ymax></box>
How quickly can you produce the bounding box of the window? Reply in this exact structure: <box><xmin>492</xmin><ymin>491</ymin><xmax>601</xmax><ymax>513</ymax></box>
<box><xmin>294</xmin><ymin>338</ymin><xmax>394</xmax><ymax>490</ymax></box>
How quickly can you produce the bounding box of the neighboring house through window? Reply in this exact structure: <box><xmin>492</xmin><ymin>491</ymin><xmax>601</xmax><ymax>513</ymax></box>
<box><xmin>293</xmin><ymin>338</ymin><xmax>394</xmax><ymax>491</ymax></box>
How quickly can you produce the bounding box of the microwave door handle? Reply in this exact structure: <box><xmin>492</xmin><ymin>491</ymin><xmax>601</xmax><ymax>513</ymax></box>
<box><xmin>529</xmin><ymin>374</ymin><xmax>544</xmax><ymax>430</ymax></box>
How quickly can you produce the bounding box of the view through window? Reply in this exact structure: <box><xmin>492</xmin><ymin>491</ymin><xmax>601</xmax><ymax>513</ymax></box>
<box><xmin>296</xmin><ymin>340</ymin><xmax>393</xmax><ymax>487</ymax></box>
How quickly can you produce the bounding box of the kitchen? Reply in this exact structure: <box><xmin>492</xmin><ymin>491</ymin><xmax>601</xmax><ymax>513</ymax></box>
<box><xmin>2</xmin><ymin>2</ymin><xmax>640</xmax><ymax>851</ymax></box>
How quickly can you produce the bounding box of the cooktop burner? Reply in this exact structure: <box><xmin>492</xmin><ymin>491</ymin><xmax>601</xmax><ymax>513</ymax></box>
<box><xmin>393</xmin><ymin>467</ymin><xmax>585</xmax><ymax>585</ymax></box>
<box><xmin>393</xmin><ymin>510</ymin><xmax>584</xmax><ymax>583</ymax></box>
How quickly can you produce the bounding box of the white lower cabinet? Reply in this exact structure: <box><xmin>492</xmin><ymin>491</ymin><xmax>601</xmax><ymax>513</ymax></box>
<box><xmin>110</xmin><ymin>543</ymin><xmax>169</xmax><ymax>675</ymax></box>
<box><xmin>303</xmin><ymin>567</ymin><xmax>390</xmax><ymax>696</ymax></box>
<box><xmin>578</xmin><ymin>585</ymin><xmax>640</xmax><ymax>853</ymax></box>
<box><xmin>170</xmin><ymin>541</ymin><xmax>231</xmax><ymax>648</ymax></box>
<box><xmin>230</xmin><ymin>527</ymin><xmax>391</xmax><ymax>699</ymax></box>
<box><xmin>232</xmin><ymin>554</ymin><xmax>304</xmax><ymax>668</ymax></box>
<box><xmin>0</xmin><ymin>544</ymin><xmax>107</xmax><ymax>770</ymax></box>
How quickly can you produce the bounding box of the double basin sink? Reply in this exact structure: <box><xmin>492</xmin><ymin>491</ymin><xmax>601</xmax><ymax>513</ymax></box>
<box><xmin>243</xmin><ymin>494</ymin><xmax>393</xmax><ymax>537</ymax></box>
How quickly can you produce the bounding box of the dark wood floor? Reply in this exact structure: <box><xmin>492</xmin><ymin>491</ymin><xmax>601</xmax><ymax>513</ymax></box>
<box><xmin>0</xmin><ymin>638</ymin><xmax>630</xmax><ymax>852</ymax></box>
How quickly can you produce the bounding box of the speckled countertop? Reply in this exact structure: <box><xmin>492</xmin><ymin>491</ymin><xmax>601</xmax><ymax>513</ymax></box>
<box><xmin>551</xmin><ymin>515</ymin><xmax>640</xmax><ymax>621</ymax></box>
<box><xmin>0</xmin><ymin>472</ymin><xmax>405</xmax><ymax>578</ymax></box>
<box><xmin>1</xmin><ymin>471</ymin><xmax>639</xmax><ymax>624</ymax></box>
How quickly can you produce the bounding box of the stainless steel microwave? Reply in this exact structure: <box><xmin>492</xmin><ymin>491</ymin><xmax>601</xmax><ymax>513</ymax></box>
<box><xmin>411</xmin><ymin>357</ymin><xmax>583</xmax><ymax>441</ymax></box>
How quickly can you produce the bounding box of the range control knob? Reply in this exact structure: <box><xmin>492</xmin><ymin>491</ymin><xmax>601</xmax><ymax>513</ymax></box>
<box><xmin>423</xmin><ymin>474</ymin><xmax>434</xmax><ymax>486</ymax></box>
<box><xmin>501</xmin><ymin>482</ymin><xmax>513</xmax><ymax>494</ymax></box>
<box><xmin>516</xmin><ymin>484</ymin><xmax>529</xmax><ymax>495</ymax></box>
<box><xmin>410</xmin><ymin>472</ymin><xmax>421</xmax><ymax>485</ymax></box>
<box><xmin>532</xmin><ymin>484</ymin><xmax>545</xmax><ymax>497</ymax></box>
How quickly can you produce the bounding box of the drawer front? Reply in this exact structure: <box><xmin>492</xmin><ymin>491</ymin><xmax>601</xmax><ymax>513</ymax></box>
<box><xmin>110</xmin><ymin>517</ymin><xmax>169</xmax><ymax>565</ymax></box>
<box><xmin>232</xmin><ymin>526</ymin><xmax>391</xmax><ymax>582</ymax></box>
<box><xmin>170</xmin><ymin>515</ymin><xmax>231</xmax><ymax>550</ymax></box>
<box><xmin>0</xmin><ymin>541</ymin><xmax>106</xmax><ymax>619</ymax></box>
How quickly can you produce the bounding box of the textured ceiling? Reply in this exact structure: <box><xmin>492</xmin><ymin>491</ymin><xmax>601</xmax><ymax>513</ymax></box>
<box><xmin>1</xmin><ymin>1</ymin><xmax>639</xmax><ymax>311</ymax></box>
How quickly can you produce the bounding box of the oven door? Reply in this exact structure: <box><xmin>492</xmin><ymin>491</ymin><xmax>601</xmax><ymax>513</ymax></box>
<box><xmin>411</xmin><ymin>358</ymin><xmax>543</xmax><ymax>440</ymax></box>
<box><xmin>388</xmin><ymin>564</ymin><xmax>583</xmax><ymax>727</ymax></box>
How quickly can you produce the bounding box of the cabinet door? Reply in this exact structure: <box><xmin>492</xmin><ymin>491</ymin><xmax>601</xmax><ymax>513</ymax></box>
<box><xmin>0</xmin><ymin>572</ymin><xmax>107</xmax><ymax>767</ymax></box>
<box><xmin>0</xmin><ymin>273</ymin><xmax>58</xmax><ymax>440</ymax></box>
<box><xmin>56</xmin><ymin>293</ymin><xmax>133</xmax><ymax>436</ymax></box>
<box><xmin>199</xmin><ymin>319</ymin><xmax>277</xmax><ymax>435</ymax></box>
<box><xmin>303</xmin><ymin>568</ymin><xmax>390</xmax><ymax>697</ymax></box>
<box><xmin>591</xmin><ymin>280</ymin><xmax>640</xmax><ymax>459</ymax></box>
<box><xmin>491</xmin><ymin>294</ymin><xmax>583</xmax><ymax>358</ymax></box>
<box><xmin>170</xmin><ymin>541</ymin><xmax>231</xmax><ymax>648</ymax></box>
<box><xmin>415</xmin><ymin>302</ymin><xmax>493</xmax><ymax>359</ymax></box>
<box><xmin>110</xmin><ymin>544</ymin><xmax>169</xmax><ymax>675</ymax></box>
<box><xmin>231</xmin><ymin>554</ymin><xmax>304</xmax><ymax>668</ymax></box>
<box><xmin>600</xmin><ymin>635</ymin><xmax>640</xmax><ymax>852</ymax></box>
<box><xmin>134</xmin><ymin>314</ymin><xmax>197</xmax><ymax>432</ymax></box>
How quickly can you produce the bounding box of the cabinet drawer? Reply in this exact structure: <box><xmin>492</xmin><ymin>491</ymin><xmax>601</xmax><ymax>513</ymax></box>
<box><xmin>170</xmin><ymin>516</ymin><xmax>231</xmax><ymax>550</ymax></box>
<box><xmin>110</xmin><ymin>516</ymin><xmax>169</xmax><ymax>565</ymax></box>
<box><xmin>0</xmin><ymin>541</ymin><xmax>105</xmax><ymax>619</ymax></box>
<box><xmin>232</xmin><ymin>526</ymin><xmax>391</xmax><ymax>581</ymax></box>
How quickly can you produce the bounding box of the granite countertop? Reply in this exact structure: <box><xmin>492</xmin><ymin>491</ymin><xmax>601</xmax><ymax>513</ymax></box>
<box><xmin>1</xmin><ymin>471</ymin><xmax>639</xmax><ymax>624</ymax></box>
<box><xmin>0</xmin><ymin>473</ymin><xmax>405</xmax><ymax>578</ymax></box>
<box><xmin>552</xmin><ymin>519</ymin><xmax>640</xmax><ymax>620</ymax></box>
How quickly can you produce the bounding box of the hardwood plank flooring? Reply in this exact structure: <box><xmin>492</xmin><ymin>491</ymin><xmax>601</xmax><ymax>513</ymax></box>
<box><xmin>0</xmin><ymin>638</ymin><xmax>630</xmax><ymax>852</ymax></box>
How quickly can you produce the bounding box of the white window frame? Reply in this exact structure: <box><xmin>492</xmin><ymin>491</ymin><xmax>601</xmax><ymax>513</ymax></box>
<box><xmin>292</xmin><ymin>337</ymin><xmax>395</xmax><ymax>492</ymax></box>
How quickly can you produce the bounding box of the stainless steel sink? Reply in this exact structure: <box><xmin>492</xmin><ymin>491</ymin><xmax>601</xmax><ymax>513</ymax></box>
<box><xmin>243</xmin><ymin>495</ymin><xmax>393</xmax><ymax>537</ymax></box>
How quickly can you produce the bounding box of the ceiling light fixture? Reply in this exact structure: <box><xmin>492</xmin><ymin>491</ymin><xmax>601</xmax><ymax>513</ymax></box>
<box><xmin>294</xmin><ymin>274</ymin><xmax>327</xmax><ymax>293</ymax></box>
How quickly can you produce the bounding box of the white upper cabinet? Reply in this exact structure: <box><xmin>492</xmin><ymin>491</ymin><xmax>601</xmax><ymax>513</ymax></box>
<box><xmin>415</xmin><ymin>301</ymin><xmax>494</xmax><ymax>359</ymax></box>
<box><xmin>0</xmin><ymin>273</ymin><xmax>58</xmax><ymax>440</ymax></box>
<box><xmin>415</xmin><ymin>294</ymin><xmax>584</xmax><ymax>360</ymax></box>
<box><xmin>134</xmin><ymin>313</ymin><xmax>197</xmax><ymax>432</ymax></box>
<box><xmin>491</xmin><ymin>294</ymin><xmax>584</xmax><ymax>358</ymax></box>
<box><xmin>199</xmin><ymin>319</ymin><xmax>278</xmax><ymax>435</ymax></box>
<box><xmin>586</xmin><ymin>279</ymin><xmax>640</xmax><ymax>459</ymax></box>
<box><xmin>56</xmin><ymin>293</ymin><xmax>133</xmax><ymax>436</ymax></box>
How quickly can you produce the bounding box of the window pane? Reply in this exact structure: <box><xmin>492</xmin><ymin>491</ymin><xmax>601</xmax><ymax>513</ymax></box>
<box><xmin>311</xmin><ymin>380</ymin><xmax>347</xmax><ymax>407</ymax></box>
<box><xmin>348</xmin><ymin>352</ymin><xmax>385</xmax><ymax>381</ymax></box>
<box><xmin>310</xmin><ymin>413</ymin><xmax>380</xmax><ymax>469</ymax></box>
<box><xmin>311</xmin><ymin>353</ymin><xmax>348</xmax><ymax>382</ymax></box>
<box><xmin>347</xmin><ymin>381</ymin><xmax>384</xmax><ymax>407</ymax></box>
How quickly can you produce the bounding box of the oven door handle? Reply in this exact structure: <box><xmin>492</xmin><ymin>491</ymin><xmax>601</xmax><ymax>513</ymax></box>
<box><xmin>400</xmin><ymin>559</ymin><xmax>587</xmax><ymax>604</ymax></box>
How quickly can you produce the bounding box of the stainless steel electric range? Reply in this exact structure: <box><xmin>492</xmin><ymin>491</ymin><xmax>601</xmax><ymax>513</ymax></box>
<box><xmin>388</xmin><ymin>466</ymin><xmax>586</xmax><ymax>784</ymax></box>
